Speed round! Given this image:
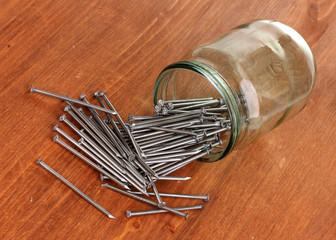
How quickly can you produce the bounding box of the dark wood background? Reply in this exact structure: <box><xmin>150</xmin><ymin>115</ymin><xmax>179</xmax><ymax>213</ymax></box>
<box><xmin>0</xmin><ymin>0</ymin><xmax>335</xmax><ymax>239</ymax></box>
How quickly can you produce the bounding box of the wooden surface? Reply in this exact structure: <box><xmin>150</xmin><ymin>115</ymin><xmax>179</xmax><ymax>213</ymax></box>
<box><xmin>0</xmin><ymin>0</ymin><xmax>335</xmax><ymax>239</ymax></box>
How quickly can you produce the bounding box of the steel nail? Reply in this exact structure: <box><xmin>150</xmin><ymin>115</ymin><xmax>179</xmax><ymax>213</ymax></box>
<box><xmin>78</xmin><ymin>138</ymin><xmax>127</xmax><ymax>175</ymax></box>
<box><xmin>128</xmin><ymin>191</ymin><xmax>209</xmax><ymax>201</ymax></box>
<box><xmin>69</xmin><ymin>103</ymin><xmax>122</xmax><ymax>158</ymax></box>
<box><xmin>159</xmin><ymin>97</ymin><xmax>214</xmax><ymax>104</ymax></box>
<box><xmin>126</xmin><ymin>204</ymin><xmax>204</xmax><ymax>218</ymax></box>
<box><xmin>36</xmin><ymin>158</ymin><xmax>115</xmax><ymax>219</ymax></box>
<box><xmin>139</xmin><ymin>135</ymin><xmax>188</xmax><ymax>149</ymax></box>
<box><xmin>144</xmin><ymin>150</ymin><xmax>201</xmax><ymax>160</ymax></box>
<box><xmin>176</xmin><ymin>98</ymin><xmax>224</xmax><ymax>110</ymax></box>
<box><xmin>79</xmin><ymin>97</ymin><xmax>127</xmax><ymax>158</ymax></box>
<box><xmin>157</xmin><ymin>150</ymin><xmax>210</xmax><ymax>176</ymax></box>
<box><xmin>153</xmin><ymin>176</ymin><xmax>191</xmax><ymax>181</ymax></box>
<box><xmin>53</xmin><ymin>135</ymin><xmax>129</xmax><ymax>190</ymax></box>
<box><xmin>149</xmin><ymin>126</ymin><xmax>198</xmax><ymax>136</ymax></box>
<box><xmin>100</xmin><ymin>173</ymin><xmax>109</xmax><ymax>181</ymax></box>
<box><xmin>94</xmin><ymin>92</ymin><xmax>132</xmax><ymax>154</ymax></box>
<box><xmin>30</xmin><ymin>86</ymin><xmax>116</xmax><ymax>115</ymax></box>
<box><xmin>147</xmin><ymin>175</ymin><xmax>165</xmax><ymax>207</ymax></box>
<box><xmin>131</xmin><ymin>113</ymin><xmax>201</xmax><ymax>130</ymax></box>
<box><xmin>145</xmin><ymin>158</ymin><xmax>184</xmax><ymax>164</ymax></box>
<box><xmin>102</xmin><ymin>183</ymin><xmax>188</xmax><ymax>219</ymax></box>
<box><xmin>64</xmin><ymin>106</ymin><xmax>122</xmax><ymax>160</ymax></box>
<box><xmin>53</xmin><ymin>125</ymin><xmax>125</xmax><ymax>181</ymax></box>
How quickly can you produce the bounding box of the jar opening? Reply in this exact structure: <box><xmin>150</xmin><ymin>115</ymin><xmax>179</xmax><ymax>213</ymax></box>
<box><xmin>154</xmin><ymin>61</ymin><xmax>241</xmax><ymax>161</ymax></box>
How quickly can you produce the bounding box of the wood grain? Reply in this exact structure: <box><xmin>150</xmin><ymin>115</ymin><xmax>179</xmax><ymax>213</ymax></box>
<box><xmin>0</xmin><ymin>0</ymin><xmax>335</xmax><ymax>239</ymax></box>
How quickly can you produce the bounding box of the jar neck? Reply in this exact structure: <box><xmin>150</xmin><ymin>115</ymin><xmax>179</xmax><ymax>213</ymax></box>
<box><xmin>154</xmin><ymin>60</ymin><xmax>244</xmax><ymax>160</ymax></box>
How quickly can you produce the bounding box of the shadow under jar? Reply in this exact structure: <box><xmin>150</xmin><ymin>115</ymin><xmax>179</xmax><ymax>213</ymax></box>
<box><xmin>153</xmin><ymin>20</ymin><xmax>315</xmax><ymax>162</ymax></box>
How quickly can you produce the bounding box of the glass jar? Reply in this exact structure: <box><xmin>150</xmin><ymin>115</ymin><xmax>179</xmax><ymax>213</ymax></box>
<box><xmin>153</xmin><ymin>20</ymin><xmax>315</xmax><ymax>161</ymax></box>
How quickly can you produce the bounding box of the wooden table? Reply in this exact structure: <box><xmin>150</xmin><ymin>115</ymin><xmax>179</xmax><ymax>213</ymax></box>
<box><xmin>1</xmin><ymin>1</ymin><xmax>335</xmax><ymax>239</ymax></box>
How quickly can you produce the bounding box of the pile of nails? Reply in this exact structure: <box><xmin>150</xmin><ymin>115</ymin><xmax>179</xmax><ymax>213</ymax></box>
<box><xmin>31</xmin><ymin>86</ymin><xmax>231</xmax><ymax>220</ymax></box>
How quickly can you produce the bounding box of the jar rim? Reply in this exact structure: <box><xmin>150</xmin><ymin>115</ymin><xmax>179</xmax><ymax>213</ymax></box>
<box><xmin>153</xmin><ymin>60</ymin><xmax>242</xmax><ymax>160</ymax></box>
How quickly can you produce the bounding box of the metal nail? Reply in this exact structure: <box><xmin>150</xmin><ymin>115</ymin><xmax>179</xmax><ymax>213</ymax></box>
<box><xmin>100</xmin><ymin>92</ymin><xmax>148</xmax><ymax>159</ymax></box>
<box><xmin>176</xmin><ymin>98</ymin><xmax>224</xmax><ymax>110</ymax></box>
<box><xmin>186</xmin><ymin>121</ymin><xmax>221</xmax><ymax>129</ymax></box>
<box><xmin>169</xmin><ymin>99</ymin><xmax>221</xmax><ymax>109</ymax></box>
<box><xmin>144</xmin><ymin>150</ymin><xmax>201</xmax><ymax>160</ymax></box>
<box><xmin>151</xmin><ymin>161</ymin><xmax>178</xmax><ymax>172</ymax></box>
<box><xmin>68</xmin><ymin>103</ymin><xmax>122</xmax><ymax>158</ymax></box>
<box><xmin>139</xmin><ymin>135</ymin><xmax>188</xmax><ymax>149</ymax></box>
<box><xmin>145</xmin><ymin>158</ymin><xmax>184</xmax><ymax>164</ymax></box>
<box><xmin>145</xmin><ymin>136</ymin><xmax>200</xmax><ymax>153</ymax></box>
<box><xmin>78</xmin><ymin>138</ymin><xmax>126</xmax><ymax>175</ymax></box>
<box><xmin>131</xmin><ymin>112</ymin><xmax>201</xmax><ymax>130</ymax></box>
<box><xmin>102</xmin><ymin>183</ymin><xmax>188</xmax><ymax>219</ymax></box>
<box><xmin>134</xmin><ymin>154</ymin><xmax>158</xmax><ymax>177</ymax></box>
<box><xmin>204</xmin><ymin>126</ymin><xmax>230</xmax><ymax>137</ymax></box>
<box><xmin>36</xmin><ymin>158</ymin><xmax>115</xmax><ymax>219</ymax></box>
<box><xmin>157</xmin><ymin>150</ymin><xmax>210</xmax><ymax>176</ymax></box>
<box><xmin>128</xmin><ymin>191</ymin><xmax>209</xmax><ymax>201</ymax></box>
<box><xmin>149</xmin><ymin>126</ymin><xmax>198</xmax><ymax>136</ymax></box>
<box><xmin>159</xmin><ymin>97</ymin><xmax>214</xmax><ymax>104</ymax></box>
<box><xmin>100</xmin><ymin>173</ymin><xmax>109</xmax><ymax>181</ymax></box>
<box><xmin>59</xmin><ymin>114</ymin><xmax>125</xmax><ymax>167</ymax></box>
<box><xmin>147</xmin><ymin>175</ymin><xmax>165</xmax><ymax>207</ymax></box>
<box><xmin>79</xmin><ymin>97</ymin><xmax>127</xmax><ymax>158</ymax></box>
<box><xmin>125</xmin><ymin>126</ymin><xmax>147</xmax><ymax>159</ymax></box>
<box><xmin>64</xmin><ymin>106</ymin><xmax>123</xmax><ymax>160</ymax></box>
<box><xmin>77</xmin><ymin>138</ymin><xmax>148</xmax><ymax>196</ymax></box>
<box><xmin>129</xmin><ymin>115</ymin><xmax>163</xmax><ymax>122</ymax></box>
<box><xmin>30</xmin><ymin>86</ymin><xmax>116</xmax><ymax>115</ymax></box>
<box><xmin>126</xmin><ymin>204</ymin><xmax>204</xmax><ymax>217</ymax></box>
<box><xmin>99</xmin><ymin>92</ymin><xmax>130</xmax><ymax>135</ymax></box>
<box><xmin>94</xmin><ymin>92</ymin><xmax>132</xmax><ymax>154</ymax></box>
<box><xmin>144</xmin><ymin>149</ymin><xmax>186</xmax><ymax>157</ymax></box>
<box><xmin>153</xmin><ymin>176</ymin><xmax>191</xmax><ymax>181</ymax></box>
<box><xmin>53</xmin><ymin>135</ymin><xmax>129</xmax><ymax>190</ymax></box>
<box><xmin>53</xmin><ymin>125</ymin><xmax>126</xmax><ymax>182</ymax></box>
<box><xmin>204</xmin><ymin>107</ymin><xmax>228</xmax><ymax>112</ymax></box>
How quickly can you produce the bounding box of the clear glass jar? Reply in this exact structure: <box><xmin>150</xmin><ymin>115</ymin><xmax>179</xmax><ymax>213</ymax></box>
<box><xmin>153</xmin><ymin>20</ymin><xmax>316</xmax><ymax>161</ymax></box>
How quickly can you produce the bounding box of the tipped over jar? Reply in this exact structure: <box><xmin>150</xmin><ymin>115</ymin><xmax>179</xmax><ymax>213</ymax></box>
<box><xmin>153</xmin><ymin>20</ymin><xmax>316</xmax><ymax>161</ymax></box>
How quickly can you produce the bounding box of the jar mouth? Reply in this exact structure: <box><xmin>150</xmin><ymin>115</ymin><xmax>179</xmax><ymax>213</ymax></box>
<box><xmin>153</xmin><ymin>61</ymin><xmax>241</xmax><ymax>161</ymax></box>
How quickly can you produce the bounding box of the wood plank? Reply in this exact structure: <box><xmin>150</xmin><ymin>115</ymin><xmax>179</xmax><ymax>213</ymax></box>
<box><xmin>0</xmin><ymin>0</ymin><xmax>335</xmax><ymax>239</ymax></box>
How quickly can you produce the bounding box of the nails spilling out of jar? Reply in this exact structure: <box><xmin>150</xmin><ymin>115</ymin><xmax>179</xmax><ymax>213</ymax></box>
<box><xmin>30</xmin><ymin>86</ymin><xmax>231</xmax><ymax>219</ymax></box>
